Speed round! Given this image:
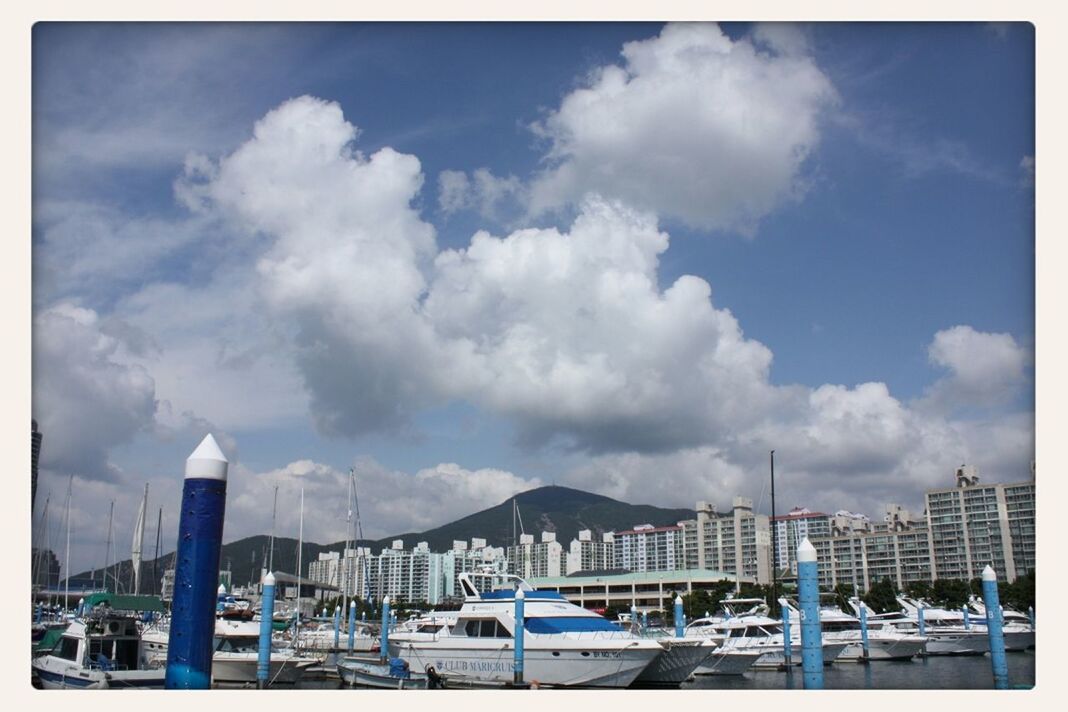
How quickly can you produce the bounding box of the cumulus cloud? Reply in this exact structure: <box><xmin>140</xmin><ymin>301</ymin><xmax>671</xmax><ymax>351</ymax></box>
<box><xmin>437</xmin><ymin>168</ymin><xmax>524</xmax><ymax>221</ymax></box>
<box><xmin>919</xmin><ymin>325</ymin><xmax>1031</xmax><ymax>413</ymax></box>
<box><xmin>33</xmin><ymin>303</ymin><xmax>158</xmax><ymax>481</ymax></box>
<box><xmin>225</xmin><ymin>457</ymin><xmax>543</xmax><ymax>545</ymax></box>
<box><xmin>527</xmin><ymin>22</ymin><xmax>838</xmax><ymax>231</ymax></box>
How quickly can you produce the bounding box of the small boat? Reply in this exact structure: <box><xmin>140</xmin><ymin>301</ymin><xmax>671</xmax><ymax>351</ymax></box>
<box><xmin>964</xmin><ymin>597</ymin><xmax>1035</xmax><ymax>651</ymax></box>
<box><xmin>32</xmin><ymin>593</ymin><xmax>168</xmax><ymax>689</ymax></box>
<box><xmin>779</xmin><ymin>596</ymin><xmax>927</xmax><ymax>662</ymax></box>
<box><xmin>297</xmin><ymin>620</ymin><xmax>378</xmax><ymax>653</ymax></box>
<box><xmin>210</xmin><ymin>619</ymin><xmax>319</xmax><ymax>684</ymax></box>
<box><xmin>892</xmin><ymin>597</ymin><xmax>990</xmax><ymax>656</ymax></box>
<box><xmin>692</xmin><ymin>647</ymin><xmax>764</xmax><ymax>675</ymax></box>
<box><xmin>336</xmin><ymin>655</ymin><xmax>508</xmax><ymax>689</ymax></box>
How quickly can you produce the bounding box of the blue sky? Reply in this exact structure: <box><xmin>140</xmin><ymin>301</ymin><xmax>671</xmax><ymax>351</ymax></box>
<box><xmin>30</xmin><ymin>22</ymin><xmax>1035</xmax><ymax>574</ymax></box>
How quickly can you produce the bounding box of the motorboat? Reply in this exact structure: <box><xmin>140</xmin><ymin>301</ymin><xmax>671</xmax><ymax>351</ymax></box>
<box><xmin>778</xmin><ymin>596</ymin><xmax>927</xmax><ymax>661</ymax></box>
<box><xmin>385</xmin><ymin>573</ymin><xmax>665</xmax><ymax>687</ymax></box>
<box><xmin>683</xmin><ymin>598</ymin><xmax>848</xmax><ymax>669</ymax></box>
<box><xmin>31</xmin><ymin>594</ymin><xmax>167</xmax><ymax>689</ymax></box>
<box><xmin>964</xmin><ymin>597</ymin><xmax>1035</xmax><ymax>651</ymax></box>
<box><xmin>210</xmin><ymin>618</ymin><xmax>319</xmax><ymax>684</ymax></box>
<box><xmin>297</xmin><ymin>619</ymin><xmax>378</xmax><ymax>653</ymax></box>
<box><xmin>889</xmin><ymin>597</ymin><xmax>990</xmax><ymax>655</ymax></box>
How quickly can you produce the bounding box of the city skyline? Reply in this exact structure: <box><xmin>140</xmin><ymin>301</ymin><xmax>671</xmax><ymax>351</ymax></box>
<box><xmin>30</xmin><ymin>22</ymin><xmax>1035</xmax><ymax>575</ymax></box>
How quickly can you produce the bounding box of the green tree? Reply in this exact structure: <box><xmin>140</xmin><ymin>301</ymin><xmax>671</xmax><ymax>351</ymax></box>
<box><xmin>931</xmin><ymin>578</ymin><xmax>971</xmax><ymax>608</ymax></box>
<box><xmin>904</xmin><ymin>580</ymin><xmax>932</xmax><ymax>600</ymax></box>
<box><xmin>862</xmin><ymin>577</ymin><xmax>898</xmax><ymax>613</ymax></box>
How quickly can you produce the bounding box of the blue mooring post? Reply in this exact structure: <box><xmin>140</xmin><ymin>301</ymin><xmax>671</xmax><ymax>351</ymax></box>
<box><xmin>797</xmin><ymin>538</ymin><xmax>824</xmax><ymax>689</ymax></box>
<box><xmin>631</xmin><ymin>604</ymin><xmax>639</xmax><ymax>635</ymax></box>
<box><xmin>333</xmin><ymin>604</ymin><xmax>341</xmax><ymax>651</ymax></box>
<box><xmin>674</xmin><ymin>594</ymin><xmax>684</xmax><ymax>638</ymax></box>
<box><xmin>642</xmin><ymin>610</ymin><xmax>648</xmax><ymax>630</ymax></box>
<box><xmin>34</xmin><ymin>603</ymin><xmax>42</xmax><ymax>624</ymax></box>
<box><xmin>782</xmin><ymin>602</ymin><xmax>793</xmax><ymax>666</ymax></box>
<box><xmin>918</xmin><ymin>604</ymin><xmax>926</xmax><ymax>636</ymax></box>
<box><xmin>514</xmin><ymin>587</ymin><xmax>525</xmax><ymax>685</ymax></box>
<box><xmin>380</xmin><ymin>595</ymin><xmax>390</xmax><ymax>663</ymax></box>
<box><xmin>858</xmin><ymin>602</ymin><xmax>870</xmax><ymax>662</ymax></box>
<box><xmin>77</xmin><ymin>597</ymin><xmax>85</xmax><ymax>618</ymax></box>
<box><xmin>962</xmin><ymin>605</ymin><xmax>971</xmax><ymax>630</ymax></box>
<box><xmin>347</xmin><ymin>600</ymin><xmax>357</xmax><ymax>653</ymax></box>
<box><xmin>1028</xmin><ymin>606</ymin><xmax>1035</xmax><ymax>631</ymax></box>
<box><xmin>257</xmin><ymin>572</ymin><xmax>276</xmax><ymax>689</ymax></box>
<box><xmin>981</xmin><ymin>566</ymin><xmax>1009</xmax><ymax>689</ymax></box>
<box><xmin>165</xmin><ymin>434</ymin><xmax>229</xmax><ymax>690</ymax></box>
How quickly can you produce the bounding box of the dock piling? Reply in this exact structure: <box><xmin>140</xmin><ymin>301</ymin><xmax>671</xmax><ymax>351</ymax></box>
<box><xmin>1028</xmin><ymin>606</ymin><xmax>1035</xmax><ymax>631</ymax></box>
<box><xmin>164</xmin><ymin>434</ymin><xmax>229</xmax><ymax>690</ymax></box>
<box><xmin>982</xmin><ymin>566</ymin><xmax>1009</xmax><ymax>690</ymax></box>
<box><xmin>674</xmin><ymin>594</ymin><xmax>684</xmax><ymax>638</ymax></box>
<box><xmin>797</xmin><ymin>538</ymin><xmax>824</xmax><ymax>689</ymax></box>
<box><xmin>347</xmin><ymin>600</ymin><xmax>357</xmax><ymax>653</ymax></box>
<box><xmin>380</xmin><ymin>595</ymin><xmax>390</xmax><ymax>663</ymax></box>
<box><xmin>257</xmin><ymin>572</ymin><xmax>276</xmax><ymax>689</ymax></box>
<box><xmin>782</xmin><ymin>603</ymin><xmax>793</xmax><ymax>666</ymax></box>
<box><xmin>859</xmin><ymin>601</ymin><xmax>870</xmax><ymax>662</ymax></box>
<box><xmin>918</xmin><ymin>604</ymin><xmax>926</xmax><ymax>637</ymax></box>
<box><xmin>333</xmin><ymin>604</ymin><xmax>341</xmax><ymax>651</ymax></box>
<box><xmin>963</xmin><ymin>605</ymin><xmax>970</xmax><ymax>630</ymax></box>
<box><xmin>514</xmin><ymin>587</ymin><xmax>525</xmax><ymax>685</ymax></box>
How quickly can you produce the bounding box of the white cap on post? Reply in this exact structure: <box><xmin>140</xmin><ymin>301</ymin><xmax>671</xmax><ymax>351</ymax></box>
<box><xmin>515</xmin><ymin>587</ymin><xmax>525</xmax><ymax>600</ymax></box>
<box><xmin>382</xmin><ymin>595</ymin><xmax>390</xmax><ymax>605</ymax></box>
<box><xmin>982</xmin><ymin>565</ymin><xmax>997</xmax><ymax>582</ymax></box>
<box><xmin>263</xmin><ymin>572</ymin><xmax>275</xmax><ymax>586</ymax></box>
<box><xmin>798</xmin><ymin>537</ymin><xmax>817</xmax><ymax>562</ymax></box>
<box><xmin>218</xmin><ymin>584</ymin><xmax>226</xmax><ymax>594</ymax></box>
<box><xmin>185</xmin><ymin>434</ymin><xmax>228</xmax><ymax>480</ymax></box>
<box><xmin>675</xmin><ymin>594</ymin><xmax>683</xmax><ymax>605</ymax></box>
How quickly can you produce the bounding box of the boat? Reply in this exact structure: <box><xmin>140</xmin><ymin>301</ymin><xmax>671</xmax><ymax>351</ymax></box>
<box><xmin>298</xmin><ymin>619</ymin><xmax>378</xmax><ymax>653</ymax></box>
<box><xmin>691</xmin><ymin>646</ymin><xmax>765</xmax><ymax>675</ymax></box>
<box><xmin>892</xmin><ymin>597</ymin><xmax>990</xmax><ymax>655</ymax></box>
<box><xmin>31</xmin><ymin>593</ymin><xmax>168</xmax><ymax>689</ymax></box>
<box><xmin>335</xmin><ymin>654</ymin><xmax>509</xmax><ymax>689</ymax></box>
<box><xmin>615</xmin><ymin>613</ymin><xmax>717</xmax><ymax>685</ymax></box>
<box><xmin>778</xmin><ymin>596</ymin><xmax>927</xmax><ymax>661</ymax></box>
<box><xmin>964</xmin><ymin>597</ymin><xmax>1035</xmax><ymax>651</ymax></box>
<box><xmin>683</xmin><ymin>598</ymin><xmax>848</xmax><ymax>669</ymax></box>
<box><xmin>385</xmin><ymin>572</ymin><xmax>665</xmax><ymax>687</ymax></box>
<box><xmin>210</xmin><ymin>618</ymin><xmax>319</xmax><ymax>684</ymax></box>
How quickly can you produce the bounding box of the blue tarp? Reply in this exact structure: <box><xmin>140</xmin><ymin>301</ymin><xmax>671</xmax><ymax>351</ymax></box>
<box><xmin>524</xmin><ymin>616</ymin><xmax>623</xmax><ymax>634</ymax></box>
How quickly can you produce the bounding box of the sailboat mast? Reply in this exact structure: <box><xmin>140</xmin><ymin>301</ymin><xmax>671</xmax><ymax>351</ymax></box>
<box><xmin>268</xmin><ymin>485</ymin><xmax>278</xmax><ymax>572</ymax></box>
<box><xmin>105</xmin><ymin>500</ymin><xmax>114</xmax><ymax>593</ymax></box>
<box><xmin>295</xmin><ymin>487</ymin><xmax>304</xmax><ymax>646</ymax></box>
<box><xmin>64</xmin><ymin>476</ymin><xmax>72</xmax><ymax>612</ymax></box>
<box><xmin>132</xmin><ymin>483</ymin><xmax>148</xmax><ymax>595</ymax></box>
<box><xmin>153</xmin><ymin>507</ymin><xmax>162</xmax><ymax>597</ymax></box>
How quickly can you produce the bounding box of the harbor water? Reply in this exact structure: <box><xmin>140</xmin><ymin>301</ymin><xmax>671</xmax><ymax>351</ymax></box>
<box><xmin>271</xmin><ymin>651</ymin><xmax>1037</xmax><ymax>690</ymax></box>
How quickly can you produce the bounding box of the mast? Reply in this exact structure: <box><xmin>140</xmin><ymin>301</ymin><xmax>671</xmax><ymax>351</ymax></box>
<box><xmin>104</xmin><ymin>500</ymin><xmax>114</xmax><ymax>593</ymax></box>
<box><xmin>268</xmin><ymin>485</ymin><xmax>278</xmax><ymax>572</ymax></box>
<box><xmin>132</xmin><ymin>483</ymin><xmax>148</xmax><ymax>595</ymax></box>
<box><xmin>351</xmin><ymin>469</ymin><xmax>369</xmax><ymax>601</ymax></box>
<box><xmin>153</xmin><ymin>507</ymin><xmax>162</xmax><ymax>597</ymax></box>
<box><xmin>770</xmin><ymin>450</ymin><xmax>778</xmax><ymax>613</ymax></box>
<box><xmin>63</xmin><ymin>475</ymin><xmax>72</xmax><ymax>612</ymax></box>
<box><xmin>295</xmin><ymin>487</ymin><xmax>304</xmax><ymax>648</ymax></box>
<box><xmin>33</xmin><ymin>493</ymin><xmax>50</xmax><ymax>590</ymax></box>
<box><xmin>343</xmin><ymin>468</ymin><xmax>355</xmax><ymax>592</ymax></box>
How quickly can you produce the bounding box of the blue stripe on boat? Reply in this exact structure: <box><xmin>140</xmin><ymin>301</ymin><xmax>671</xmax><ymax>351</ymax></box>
<box><xmin>479</xmin><ymin>590</ymin><xmax>566</xmax><ymax>601</ymax></box>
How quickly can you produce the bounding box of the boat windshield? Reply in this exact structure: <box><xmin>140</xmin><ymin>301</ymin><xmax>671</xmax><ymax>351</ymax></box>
<box><xmin>524</xmin><ymin>617</ymin><xmax>624</xmax><ymax>634</ymax></box>
<box><xmin>215</xmin><ymin>636</ymin><xmax>260</xmax><ymax>653</ymax></box>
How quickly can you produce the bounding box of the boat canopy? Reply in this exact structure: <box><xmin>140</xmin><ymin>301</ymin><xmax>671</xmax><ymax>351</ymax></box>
<box><xmin>524</xmin><ymin>616</ymin><xmax>624</xmax><ymax>634</ymax></box>
<box><xmin>82</xmin><ymin>593</ymin><xmax>166</xmax><ymax>613</ymax></box>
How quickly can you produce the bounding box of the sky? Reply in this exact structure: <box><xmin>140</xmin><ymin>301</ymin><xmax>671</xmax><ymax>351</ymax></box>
<box><xmin>29</xmin><ymin>21</ymin><xmax>1035</xmax><ymax>578</ymax></box>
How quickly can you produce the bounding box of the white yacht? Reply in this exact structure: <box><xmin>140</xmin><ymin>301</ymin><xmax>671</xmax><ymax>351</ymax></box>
<box><xmin>889</xmin><ymin>597</ymin><xmax>990</xmax><ymax>655</ymax></box>
<box><xmin>683</xmin><ymin>598</ymin><xmax>848</xmax><ymax>669</ymax></box>
<box><xmin>385</xmin><ymin>573</ymin><xmax>665</xmax><ymax>687</ymax></box>
<box><xmin>779</xmin><ymin>597</ymin><xmax>927</xmax><ymax>661</ymax></box>
<box><xmin>32</xmin><ymin>595</ymin><xmax>167</xmax><ymax>689</ymax></box>
<box><xmin>297</xmin><ymin>620</ymin><xmax>378</xmax><ymax>653</ymax></box>
<box><xmin>964</xmin><ymin>597</ymin><xmax>1035</xmax><ymax>651</ymax></box>
<box><xmin>210</xmin><ymin>618</ymin><xmax>319</xmax><ymax>684</ymax></box>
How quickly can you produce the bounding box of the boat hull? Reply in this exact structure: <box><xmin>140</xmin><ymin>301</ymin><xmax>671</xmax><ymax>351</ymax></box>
<box><xmin>32</xmin><ymin>656</ymin><xmax>166</xmax><ymax>689</ymax></box>
<box><xmin>389</xmin><ymin>640</ymin><xmax>661</xmax><ymax>688</ymax></box>
<box><xmin>693</xmin><ymin>649</ymin><xmax>763</xmax><ymax>676</ymax></box>
<box><xmin>923</xmin><ymin>631</ymin><xmax>990</xmax><ymax>656</ymax></box>
<box><xmin>211</xmin><ymin>654</ymin><xmax>317</xmax><ymax>684</ymax></box>
<box><xmin>633</xmin><ymin>640</ymin><xmax>714</xmax><ymax>685</ymax></box>
<box><xmin>753</xmin><ymin>641</ymin><xmax>849</xmax><ymax>668</ymax></box>
<box><xmin>838</xmin><ymin>636</ymin><xmax>927</xmax><ymax>661</ymax></box>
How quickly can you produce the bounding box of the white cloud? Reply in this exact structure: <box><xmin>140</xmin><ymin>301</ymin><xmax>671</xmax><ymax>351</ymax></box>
<box><xmin>527</xmin><ymin>22</ymin><xmax>838</xmax><ymax>231</ymax></box>
<box><xmin>225</xmin><ymin>458</ymin><xmax>543</xmax><ymax>546</ymax></box>
<box><xmin>919</xmin><ymin>325</ymin><xmax>1031</xmax><ymax>413</ymax></box>
<box><xmin>33</xmin><ymin>303</ymin><xmax>158</xmax><ymax>481</ymax></box>
<box><xmin>437</xmin><ymin>168</ymin><xmax>524</xmax><ymax>221</ymax></box>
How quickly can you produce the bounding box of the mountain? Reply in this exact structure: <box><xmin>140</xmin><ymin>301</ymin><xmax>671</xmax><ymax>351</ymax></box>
<box><xmin>64</xmin><ymin>485</ymin><xmax>696</xmax><ymax>589</ymax></box>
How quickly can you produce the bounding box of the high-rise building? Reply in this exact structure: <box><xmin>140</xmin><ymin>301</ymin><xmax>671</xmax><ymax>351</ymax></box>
<box><xmin>507</xmin><ymin>532</ymin><xmax>563</xmax><ymax>579</ymax></box>
<box><xmin>565</xmin><ymin>530</ymin><xmax>616</xmax><ymax>574</ymax></box>
<box><xmin>31</xmin><ymin>420</ymin><xmax>42</xmax><ymax>513</ymax></box>
<box><xmin>812</xmin><ymin>526</ymin><xmax>933</xmax><ymax>593</ymax></box>
<box><xmin>772</xmin><ymin>507</ymin><xmax>832</xmax><ymax>574</ymax></box>
<box><xmin>925</xmin><ymin>465</ymin><xmax>1035</xmax><ymax>582</ymax></box>
<box><xmin>613</xmin><ymin>524</ymin><xmax>685</xmax><ymax>573</ymax></box>
<box><xmin>679</xmin><ymin>497</ymin><xmax>772</xmax><ymax>584</ymax></box>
